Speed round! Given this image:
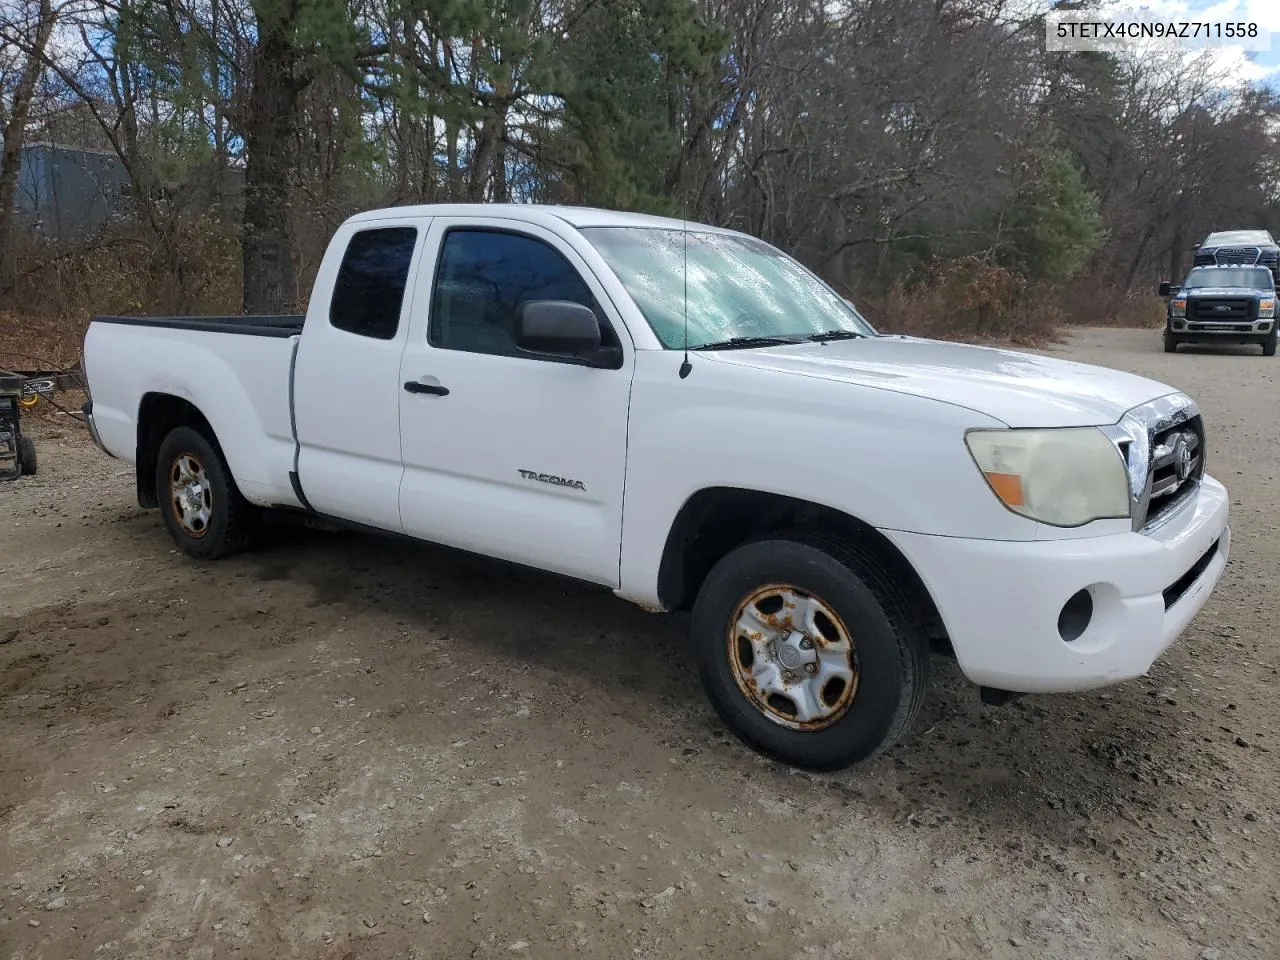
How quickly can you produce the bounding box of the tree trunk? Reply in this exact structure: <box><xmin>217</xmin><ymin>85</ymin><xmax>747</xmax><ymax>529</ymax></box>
<box><xmin>242</xmin><ymin>29</ymin><xmax>302</xmax><ymax>315</ymax></box>
<box><xmin>1168</xmin><ymin>191</ymin><xmax>1188</xmax><ymax>282</ymax></box>
<box><xmin>421</xmin><ymin>112</ymin><xmax>436</xmax><ymax>201</ymax></box>
<box><xmin>445</xmin><ymin>122</ymin><xmax>460</xmax><ymax>199</ymax></box>
<box><xmin>469</xmin><ymin>119</ymin><xmax>498</xmax><ymax>201</ymax></box>
<box><xmin>0</xmin><ymin>0</ymin><xmax>55</xmax><ymax>287</ymax></box>
<box><xmin>1119</xmin><ymin>221</ymin><xmax>1157</xmax><ymax>298</ymax></box>
<box><xmin>491</xmin><ymin>111</ymin><xmax>509</xmax><ymax>203</ymax></box>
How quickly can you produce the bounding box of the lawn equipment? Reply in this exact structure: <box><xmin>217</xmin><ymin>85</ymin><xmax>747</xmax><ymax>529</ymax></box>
<box><xmin>0</xmin><ymin>373</ymin><xmax>38</xmax><ymax>480</ymax></box>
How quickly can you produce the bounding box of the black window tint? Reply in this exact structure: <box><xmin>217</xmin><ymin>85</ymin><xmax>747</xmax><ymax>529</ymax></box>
<box><xmin>330</xmin><ymin>227</ymin><xmax>418</xmax><ymax>339</ymax></box>
<box><xmin>431</xmin><ymin>229</ymin><xmax>604</xmax><ymax>357</ymax></box>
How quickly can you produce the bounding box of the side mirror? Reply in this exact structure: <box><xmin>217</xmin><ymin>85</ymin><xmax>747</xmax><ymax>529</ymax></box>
<box><xmin>516</xmin><ymin>300</ymin><xmax>616</xmax><ymax>367</ymax></box>
<box><xmin>1192</xmin><ymin>242</ymin><xmax>1201</xmax><ymax>250</ymax></box>
<box><xmin>1158</xmin><ymin>282</ymin><xmax>1172</xmax><ymax>297</ymax></box>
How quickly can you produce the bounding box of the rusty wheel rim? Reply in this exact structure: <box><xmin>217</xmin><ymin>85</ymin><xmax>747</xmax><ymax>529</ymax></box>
<box><xmin>168</xmin><ymin>453</ymin><xmax>213</xmax><ymax>538</ymax></box>
<box><xmin>726</xmin><ymin>583</ymin><xmax>859</xmax><ymax>731</ymax></box>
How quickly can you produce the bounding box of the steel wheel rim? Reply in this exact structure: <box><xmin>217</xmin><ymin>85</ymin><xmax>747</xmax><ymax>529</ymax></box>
<box><xmin>168</xmin><ymin>453</ymin><xmax>213</xmax><ymax>538</ymax></box>
<box><xmin>726</xmin><ymin>582</ymin><xmax>859</xmax><ymax>730</ymax></box>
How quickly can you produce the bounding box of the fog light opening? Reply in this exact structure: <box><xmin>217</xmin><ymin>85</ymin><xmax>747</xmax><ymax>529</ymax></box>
<box><xmin>1058</xmin><ymin>588</ymin><xmax>1093</xmax><ymax>643</ymax></box>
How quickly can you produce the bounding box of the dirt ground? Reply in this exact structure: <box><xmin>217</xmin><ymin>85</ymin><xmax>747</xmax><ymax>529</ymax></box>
<box><xmin>2</xmin><ymin>327</ymin><xmax>1277</xmax><ymax>960</ymax></box>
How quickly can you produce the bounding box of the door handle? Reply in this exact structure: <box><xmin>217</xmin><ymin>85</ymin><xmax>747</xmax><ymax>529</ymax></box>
<box><xmin>404</xmin><ymin>381</ymin><xmax>449</xmax><ymax>397</ymax></box>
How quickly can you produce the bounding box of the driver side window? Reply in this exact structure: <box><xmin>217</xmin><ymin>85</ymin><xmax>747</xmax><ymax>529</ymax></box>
<box><xmin>429</xmin><ymin>228</ymin><xmax>613</xmax><ymax>358</ymax></box>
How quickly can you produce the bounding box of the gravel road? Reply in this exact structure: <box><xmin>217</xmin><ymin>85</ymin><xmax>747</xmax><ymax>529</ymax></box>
<box><xmin>2</xmin><ymin>327</ymin><xmax>1276</xmax><ymax>960</ymax></box>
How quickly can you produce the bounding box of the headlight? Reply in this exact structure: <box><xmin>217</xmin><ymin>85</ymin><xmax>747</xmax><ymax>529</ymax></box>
<box><xmin>1259</xmin><ymin>298</ymin><xmax>1275</xmax><ymax>318</ymax></box>
<box><xmin>965</xmin><ymin>428</ymin><xmax>1131</xmax><ymax>527</ymax></box>
<box><xmin>1170</xmin><ymin>298</ymin><xmax>1186</xmax><ymax>317</ymax></box>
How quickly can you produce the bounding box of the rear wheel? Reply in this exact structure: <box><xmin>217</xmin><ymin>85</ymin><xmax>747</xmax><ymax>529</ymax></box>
<box><xmin>17</xmin><ymin>436</ymin><xmax>36</xmax><ymax>475</ymax></box>
<box><xmin>690</xmin><ymin>532</ymin><xmax>929</xmax><ymax>770</ymax></box>
<box><xmin>1163</xmin><ymin>332</ymin><xmax>1179</xmax><ymax>354</ymax></box>
<box><xmin>155</xmin><ymin>425</ymin><xmax>257</xmax><ymax>560</ymax></box>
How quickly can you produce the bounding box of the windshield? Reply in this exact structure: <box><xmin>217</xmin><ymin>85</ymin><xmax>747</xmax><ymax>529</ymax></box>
<box><xmin>580</xmin><ymin>227</ymin><xmax>876</xmax><ymax>349</ymax></box>
<box><xmin>1184</xmin><ymin>267</ymin><xmax>1274</xmax><ymax>290</ymax></box>
<box><xmin>1203</xmin><ymin>230</ymin><xmax>1273</xmax><ymax>246</ymax></box>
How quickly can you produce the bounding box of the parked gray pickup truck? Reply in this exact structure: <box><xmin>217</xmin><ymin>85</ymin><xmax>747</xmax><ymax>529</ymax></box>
<box><xmin>1160</xmin><ymin>264</ymin><xmax>1277</xmax><ymax>356</ymax></box>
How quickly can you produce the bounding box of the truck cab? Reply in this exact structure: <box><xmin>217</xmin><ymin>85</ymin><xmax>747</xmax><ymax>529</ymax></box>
<box><xmin>1160</xmin><ymin>264</ymin><xmax>1277</xmax><ymax>355</ymax></box>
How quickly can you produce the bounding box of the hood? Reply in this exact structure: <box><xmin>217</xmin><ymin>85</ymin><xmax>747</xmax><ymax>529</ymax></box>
<box><xmin>701</xmin><ymin>335</ymin><xmax>1178</xmax><ymax>428</ymax></box>
<box><xmin>1185</xmin><ymin>287</ymin><xmax>1271</xmax><ymax>297</ymax></box>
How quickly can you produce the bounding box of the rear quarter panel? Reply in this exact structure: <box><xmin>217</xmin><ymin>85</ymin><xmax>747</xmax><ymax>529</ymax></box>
<box><xmin>84</xmin><ymin>321</ymin><xmax>300</xmax><ymax>506</ymax></box>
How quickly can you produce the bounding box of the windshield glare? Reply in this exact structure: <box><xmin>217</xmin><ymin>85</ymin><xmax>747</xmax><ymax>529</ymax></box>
<box><xmin>580</xmin><ymin>227</ymin><xmax>875</xmax><ymax>348</ymax></box>
<box><xmin>1184</xmin><ymin>267</ymin><xmax>1274</xmax><ymax>289</ymax></box>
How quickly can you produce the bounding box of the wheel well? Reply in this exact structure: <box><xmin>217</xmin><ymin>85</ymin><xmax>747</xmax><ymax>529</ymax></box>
<box><xmin>136</xmin><ymin>393</ymin><xmax>215</xmax><ymax>508</ymax></box>
<box><xmin>656</xmin><ymin>488</ymin><xmax>948</xmax><ymax>643</ymax></box>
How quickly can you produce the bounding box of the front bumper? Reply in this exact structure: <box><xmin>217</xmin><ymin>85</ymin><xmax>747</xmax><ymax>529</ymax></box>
<box><xmin>885</xmin><ymin>476</ymin><xmax>1230</xmax><ymax>693</ymax></box>
<box><xmin>1169</xmin><ymin>318</ymin><xmax>1272</xmax><ymax>336</ymax></box>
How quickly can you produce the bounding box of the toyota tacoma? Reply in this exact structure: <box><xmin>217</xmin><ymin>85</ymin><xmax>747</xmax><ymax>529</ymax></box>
<box><xmin>81</xmin><ymin>204</ymin><xmax>1231</xmax><ymax>770</ymax></box>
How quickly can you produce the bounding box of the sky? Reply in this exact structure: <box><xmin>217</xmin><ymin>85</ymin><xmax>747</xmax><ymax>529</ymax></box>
<box><xmin>1055</xmin><ymin>0</ymin><xmax>1280</xmax><ymax>89</ymax></box>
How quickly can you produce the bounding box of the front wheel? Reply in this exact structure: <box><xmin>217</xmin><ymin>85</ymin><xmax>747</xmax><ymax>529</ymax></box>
<box><xmin>690</xmin><ymin>533</ymin><xmax>929</xmax><ymax>770</ymax></box>
<box><xmin>1263</xmin><ymin>327</ymin><xmax>1277</xmax><ymax>357</ymax></box>
<box><xmin>1163</xmin><ymin>332</ymin><xmax>1179</xmax><ymax>354</ymax></box>
<box><xmin>155</xmin><ymin>425</ymin><xmax>257</xmax><ymax>560</ymax></box>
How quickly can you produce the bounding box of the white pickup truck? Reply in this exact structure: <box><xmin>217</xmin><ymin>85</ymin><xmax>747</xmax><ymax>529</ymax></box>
<box><xmin>82</xmin><ymin>203</ymin><xmax>1231</xmax><ymax>769</ymax></box>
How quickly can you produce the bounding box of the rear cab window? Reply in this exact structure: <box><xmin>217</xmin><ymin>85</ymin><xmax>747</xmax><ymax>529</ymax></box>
<box><xmin>330</xmin><ymin>227</ymin><xmax>419</xmax><ymax>339</ymax></box>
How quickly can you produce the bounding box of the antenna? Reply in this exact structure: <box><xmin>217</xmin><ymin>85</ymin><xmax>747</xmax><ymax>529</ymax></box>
<box><xmin>678</xmin><ymin>213</ymin><xmax>692</xmax><ymax>379</ymax></box>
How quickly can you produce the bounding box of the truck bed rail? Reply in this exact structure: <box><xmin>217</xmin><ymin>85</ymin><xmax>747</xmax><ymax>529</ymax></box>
<box><xmin>90</xmin><ymin>314</ymin><xmax>305</xmax><ymax>338</ymax></box>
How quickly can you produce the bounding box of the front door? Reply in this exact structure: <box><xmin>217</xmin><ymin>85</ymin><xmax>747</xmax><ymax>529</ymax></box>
<box><xmin>396</xmin><ymin>219</ymin><xmax>635</xmax><ymax>585</ymax></box>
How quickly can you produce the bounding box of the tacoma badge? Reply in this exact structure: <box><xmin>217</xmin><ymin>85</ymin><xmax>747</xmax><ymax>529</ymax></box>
<box><xmin>519</xmin><ymin>469</ymin><xmax>586</xmax><ymax>491</ymax></box>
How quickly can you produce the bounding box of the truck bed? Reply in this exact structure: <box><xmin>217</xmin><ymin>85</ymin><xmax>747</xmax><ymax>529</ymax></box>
<box><xmin>91</xmin><ymin>314</ymin><xmax>305</xmax><ymax>338</ymax></box>
<box><xmin>84</xmin><ymin>315</ymin><xmax>305</xmax><ymax>508</ymax></box>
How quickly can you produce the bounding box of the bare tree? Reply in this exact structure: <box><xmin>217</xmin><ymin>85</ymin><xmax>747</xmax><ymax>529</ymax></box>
<box><xmin>0</xmin><ymin>0</ymin><xmax>58</xmax><ymax>286</ymax></box>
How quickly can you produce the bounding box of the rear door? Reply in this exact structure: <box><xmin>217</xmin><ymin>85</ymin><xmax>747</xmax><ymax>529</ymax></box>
<box><xmin>396</xmin><ymin>218</ymin><xmax>635</xmax><ymax>585</ymax></box>
<box><xmin>293</xmin><ymin>219</ymin><xmax>427</xmax><ymax>528</ymax></box>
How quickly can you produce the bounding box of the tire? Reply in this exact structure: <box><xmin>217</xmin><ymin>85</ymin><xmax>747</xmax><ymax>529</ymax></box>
<box><xmin>690</xmin><ymin>531</ymin><xmax>929</xmax><ymax>771</ymax></box>
<box><xmin>1163</xmin><ymin>332</ymin><xmax>1178</xmax><ymax>354</ymax></box>
<box><xmin>1263</xmin><ymin>328</ymin><xmax>1277</xmax><ymax>357</ymax></box>
<box><xmin>17</xmin><ymin>436</ymin><xmax>36</xmax><ymax>476</ymax></box>
<box><xmin>155</xmin><ymin>425</ymin><xmax>257</xmax><ymax>560</ymax></box>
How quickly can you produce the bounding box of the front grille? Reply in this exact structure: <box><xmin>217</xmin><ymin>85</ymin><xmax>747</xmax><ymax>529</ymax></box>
<box><xmin>1187</xmin><ymin>297</ymin><xmax>1255</xmax><ymax>322</ymax></box>
<box><xmin>1193</xmin><ymin>252</ymin><xmax>1215</xmax><ymax>267</ymax></box>
<box><xmin>1145</xmin><ymin>414</ymin><xmax>1205</xmax><ymax>528</ymax></box>
<box><xmin>1215</xmin><ymin>246</ymin><xmax>1261</xmax><ymax>265</ymax></box>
